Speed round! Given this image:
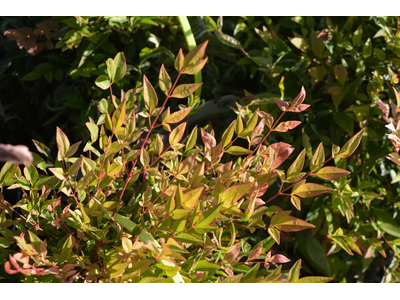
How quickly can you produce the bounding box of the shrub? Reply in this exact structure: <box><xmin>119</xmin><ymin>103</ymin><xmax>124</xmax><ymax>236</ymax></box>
<box><xmin>0</xmin><ymin>42</ymin><xmax>367</xmax><ymax>283</ymax></box>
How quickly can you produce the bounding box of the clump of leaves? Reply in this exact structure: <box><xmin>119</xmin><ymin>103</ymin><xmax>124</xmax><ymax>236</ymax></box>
<box><xmin>0</xmin><ymin>43</ymin><xmax>364</xmax><ymax>283</ymax></box>
<box><xmin>376</xmin><ymin>87</ymin><xmax>400</xmax><ymax>165</ymax></box>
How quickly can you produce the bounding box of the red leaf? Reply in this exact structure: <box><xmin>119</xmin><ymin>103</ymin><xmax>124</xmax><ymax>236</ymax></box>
<box><xmin>247</xmin><ymin>244</ymin><xmax>263</xmax><ymax>262</ymax></box>
<box><xmin>269</xmin><ymin>142</ymin><xmax>295</xmax><ymax>170</ymax></box>
<box><xmin>270</xmin><ymin>254</ymin><xmax>291</xmax><ymax>263</ymax></box>
<box><xmin>287</xmin><ymin>104</ymin><xmax>310</xmax><ymax>113</ymax></box>
<box><xmin>200</xmin><ymin>128</ymin><xmax>216</xmax><ymax>150</ymax></box>
<box><xmin>291</xmin><ymin>86</ymin><xmax>306</xmax><ymax>107</ymax></box>
<box><xmin>274</xmin><ymin>98</ymin><xmax>289</xmax><ymax>111</ymax></box>
<box><xmin>224</xmin><ymin>243</ymin><xmax>241</xmax><ymax>261</ymax></box>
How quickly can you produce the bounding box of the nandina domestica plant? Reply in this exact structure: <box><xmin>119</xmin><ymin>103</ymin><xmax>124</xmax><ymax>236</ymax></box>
<box><xmin>0</xmin><ymin>42</ymin><xmax>364</xmax><ymax>283</ymax></box>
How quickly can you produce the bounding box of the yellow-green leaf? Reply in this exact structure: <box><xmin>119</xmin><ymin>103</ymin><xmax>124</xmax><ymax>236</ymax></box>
<box><xmin>164</xmin><ymin>107</ymin><xmax>191</xmax><ymax>124</ymax></box>
<box><xmin>292</xmin><ymin>183</ymin><xmax>332</xmax><ymax>198</ymax></box>
<box><xmin>310</xmin><ymin>142</ymin><xmax>325</xmax><ymax>173</ymax></box>
<box><xmin>335</xmin><ymin>128</ymin><xmax>365</xmax><ymax>159</ymax></box>
<box><xmin>56</xmin><ymin>127</ymin><xmax>70</xmax><ymax>161</ymax></box>
<box><xmin>222</xmin><ymin>182</ymin><xmax>253</xmax><ymax>205</ymax></box>
<box><xmin>313</xmin><ymin>166</ymin><xmax>350</xmax><ymax>180</ymax></box>
<box><xmin>143</xmin><ymin>75</ymin><xmax>158</xmax><ymax>113</ymax></box>
<box><xmin>171</xmin><ymin>83</ymin><xmax>203</xmax><ymax>99</ymax></box>
<box><xmin>169</xmin><ymin>123</ymin><xmax>186</xmax><ymax>145</ymax></box>
<box><xmin>159</xmin><ymin>64</ymin><xmax>172</xmax><ymax>95</ymax></box>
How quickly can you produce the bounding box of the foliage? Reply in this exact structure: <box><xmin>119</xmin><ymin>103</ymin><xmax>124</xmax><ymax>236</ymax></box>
<box><xmin>1</xmin><ymin>16</ymin><xmax>400</xmax><ymax>283</ymax></box>
<box><xmin>0</xmin><ymin>43</ymin><xmax>365</xmax><ymax>283</ymax></box>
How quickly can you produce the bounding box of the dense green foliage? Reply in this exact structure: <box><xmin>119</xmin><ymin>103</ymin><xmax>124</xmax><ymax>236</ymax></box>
<box><xmin>0</xmin><ymin>16</ymin><xmax>400</xmax><ymax>283</ymax></box>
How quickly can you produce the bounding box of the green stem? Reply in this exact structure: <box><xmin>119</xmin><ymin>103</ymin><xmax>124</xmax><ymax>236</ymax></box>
<box><xmin>177</xmin><ymin>16</ymin><xmax>202</xmax><ymax>102</ymax></box>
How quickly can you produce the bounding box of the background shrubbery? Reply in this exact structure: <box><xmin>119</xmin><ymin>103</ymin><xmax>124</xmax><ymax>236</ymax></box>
<box><xmin>1</xmin><ymin>16</ymin><xmax>400</xmax><ymax>283</ymax></box>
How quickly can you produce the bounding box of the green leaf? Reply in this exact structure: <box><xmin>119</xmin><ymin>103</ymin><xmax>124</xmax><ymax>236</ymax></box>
<box><xmin>21</xmin><ymin>69</ymin><xmax>44</xmax><ymax>81</ymax></box>
<box><xmin>95</xmin><ymin>75</ymin><xmax>111</xmax><ymax>90</ymax></box>
<box><xmin>181</xmin><ymin>187</ymin><xmax>204</xmax><ymax>209</ymax></box>
<box><xmin>56</xmin><ymin>127</ymin><xmax>70</xmax><ymax>161</ymax></box>
<box><xmin>183</xmin><ymin>40</ymin><xmax>208</xmax><ymax>68</ymax></box>
<box><xmin>313</xmin><ymin>166</ymin><xmax>350</xmax><ymax>180</ymax></box>
<box><xmin>174</xmin><ymin>48</ymin><xmax>184</xmax><ymax>72</ymax></box>
<box><xmin>61</xmin><ymin>235</ymin><xmax>73</xmax><ymax>259</ymax></box>
<box><xmin>0</xmin><ymin>162</ymin><xmax>17</xmax><ymax>185</ymax></box>
<box><xmin>143</xmin><ymin>75</ymin><xmax>158</xmax><ymax>114</ymax></box>
<box><xmin>112</xmin><ymin>100</ymin><xmax>126</xmax><ymax>130</ymax></box>
<box><xmin>68</xmin><ymin>157</ymin><xmax>83</xmax><ymax>176</ymax></box>
<box><xmin>334</xmin><ymin>64</ymin><xmax>348</xmax><ymax>86</ymax></box>
<box><xmin>299</xmin><ymin>235</ymin><xmax>331</xmax><ymax>276</ymax></box>
<box><xmin>65</xmin><ymin>141</ymin><xmax>81</xmax><ymax>158</ymax></box>
<box><xmin>175</xmin><ymin>233</ymin><xmax>203</xmax><ymax>244</ymax></box>
<box><xmin>287</xmin><ymin>259</ymin><xmax>301</xmax><ymax>282</ymax></box>
<box><xmin>225</xmin><ymin>146</ymin><xmax>251</xmax><ymax>155</ymax></box>
<box><xmin>268</xmin><ymin>227</ymin><xmax>280</xmax><ymax>244</ymax></box>
<box><xmin>335</xmin><ymin>128</ymin><xmax>365</xmax><ymax>159</ymax></box>
<box><xmin>24</xmin><ymin>165</ymin><xmax>38</xmax><ymax>184</ymax></box>
<box><xmin>289</xmin><ymin>37</ymin><xmax>308</xmax><ymax>52</ymax></box>
<box><xmin>292</xmin><ymin>183</ymin><xmax>332</xmax><ymax>198</ymax></box>
<box><xmin>110</xmin><ymin>262</ymin><xmax>130</xmax><ymax>278</ymax></box>
<box><xmin>242</xmin><ymin>263</ymin><xmax>260</xmax><ymax>282</ymax></box>
<box><xmin>108</xmin><ymin>141</ymin><xmax>123</xmax><ymax>153</ymax></box>
<box><xmin>169</xmin><ymin>123</ymin><xmax>186</xmax><ymax>145</ymax></box>
<box><xmin>159</xmin><ymin>64</ymin><xmax>172</xmax><ymax>95</ymax></box>
<box><xmin>296</xmin><ymin>276</ymin><xmax>332</xmax><ymax>283</ymax></box>
<box><xmin>185</xmin><ymin>126</ymin><xmax>198</xmax><ymax>152</ymax></box>
<box><xmin>164</xmin><ymin>107</ymin><xmax>191</xmax><ymax>124</ymax></box>
<box><xmin>86</xmin><ymin>122</ymin><xmax>99</xmax><ymax>143</ymax></box>
<box><xmin>287</xmin><ymin>149</ymin><xmax>306</xmax><ymax>181</ymax></box>
<box><xmin>194</xmin><ymin>260</ymin><xmax>220</xmax><ymax>272</ymax></box>
<box><xmin>310</xmin><ymin>29</ymin><xmax>325</xmax><ymax>57</ymax></box>
<box><xmin>221</xmin><ymin>120</ymin><xmax>236</xmax><ymax>148</ymax></box>
<box><xmin>363</xmin><ymin>38</ymin><xmax>372</xmax><ymax>58</ymax></box>
<box><xmin>221</xmin><ymin>182</ymin><xmax>253</xmax><ymax>205</ymax></box>
<box><xmin>270</xmin><ymin>212</ymin><xmax>315</xmax><ymax>232</ymax></box>
<box><xmin>195</xmin><ymin>203</ymin><xmax>223</xmax><ymax>228</ymax></box>
<box><xmin>183</xmin><ymin>57</ymin><xmax>208</xmax><ymax>75</ymax></box>
<box><xmin>32</xmin><ymin>139</ymin><xmax>51</xmax><ymax>158</ymax></box>
<box><xmin>171</xmin><ymin>83</ymin><xmax>203</xmax><ymax>99</ymax></box>
<box><xmin>107</xmin><ymin>52</ymin><xmax>126</xmax><ymax>83</ymax></box>
<box><xmin>352</xmin><ymin>25</ymin><xmax>363</xmax><ymax>46</ymax></box>
<box><xmin>222</xmin><ymin>274</ymin><xmax>243</xmax><ymax>283</ymax></box>
<box><xmin>49</xmin><ymin>167</ymin><xmax>65</xmax><ymax>180</ymax></box>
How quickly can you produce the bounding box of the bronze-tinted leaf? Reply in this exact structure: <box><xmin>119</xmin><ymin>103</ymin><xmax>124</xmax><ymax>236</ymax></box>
<box><xmin>257</xmin><ymin>111</ymin><xmax>274</xmax><ymax>128</ymax></box>
<box><xmin>143</xmin><ymin>75</ymin><xmax>158</xmax><ymax>113</ymax></box>
<box><xmin>171</xmin><ymin>83</ymin><xmax>203</xmax><ymax>99</ymax></box>
<box><xmin>273</xmin><ymin>121</ymin><xmax>301</xmax><ymax>132</ymax></box>
<box><xmin>183</xmin><ymin>57</ymin><xmax>208</xmax><ymax>75</ymax></box>
<box><xmin>159</xmin><ymin>64</ymin><xmax>172</xmax><ymax>95</ymax></box>
<box><xmin>222</xmin><ymin>182</ymin><xmax>254</xmax><ymax>205</ymax></box>
<box><xmin>224</xmin><ymin>243</ymin><xmax>241</xmax><ymax>261</ymax></box>
<box><xmin>310</xmin><ymin>142</ymin><xmax>325</xmax><ymax>173</ymax></box>
<box><xmin>247</xmin><ymin>244</ymin><xmax>263</xmax><ymax>262</ymax></box>
<box><xmin>313</xmin><ymin>166</ymin><xmax>350</xmax><ymax>180</ymax></box>
<box><xmin>200</xmin><ymin>128</ymin><xmax>216</xmax><ymax>150</ymax></box>
<box><xmin>56</xmin><ymin>127</ymin><xmax>70</xmax><ymax>161</ymax></box>
<box><xmin>335</xmin><ymin>128</ymin><xmax>365</xmax><ymax>158</ymax></box>
<box><xmin>269</xmin><ymin>254</ymin><xmax>291</xmax><ymax>264</ymax></box>
<box><xmin>174</xmin><ymin>49</ymin><xmax>184</xmax><ymax>72</ymax></box>
<box><xmin>183</xmin><ymin>40</ymin><xmax>209</xmax><ymax>68</ymax></box>
<box><xmin>269</xmin><ymin>142</ymin><xmax>295</xmax><ymax>170</ymax></box>
<box><xmin>164</xmin><ymin>107</ymin><xmax>191</xmax><ymax>124</ymax></box>
<box><xmin>292</xmin><ymin>183</ymin><xmax>332</xmax><ymax>198</ymax></box>
<box><xmin>273</xmin><ymin>98</ymin><xmax>289</xmax><ymax>111</ymax></box>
